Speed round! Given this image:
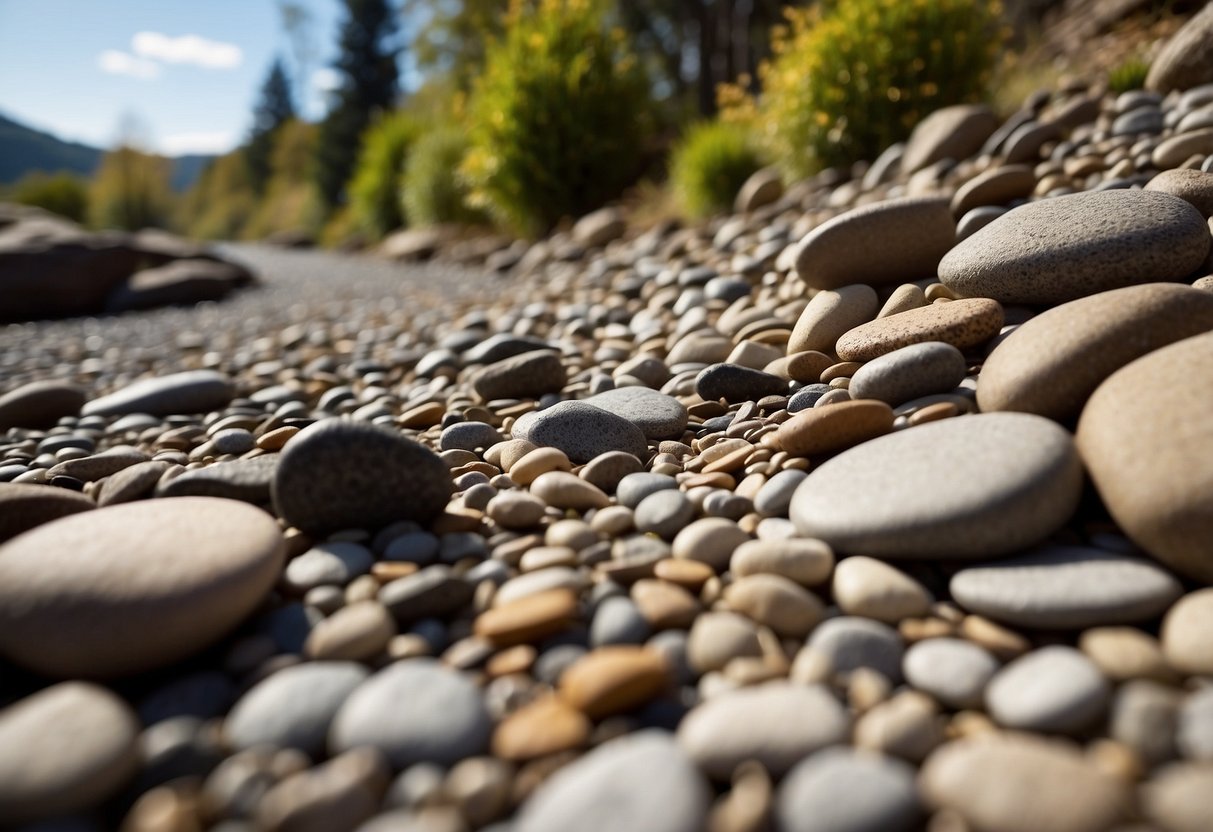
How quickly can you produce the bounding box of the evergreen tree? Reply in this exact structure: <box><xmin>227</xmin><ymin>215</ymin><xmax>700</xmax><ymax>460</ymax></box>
<box><xmin>313</xmin><ymin>0</ymin><xmax>401</xmax><ymax>211</ymax></box>
<box><xmin>246</xmin><ymin>58</ymin><xmax>296</xmax><ymax>195</ymax></box>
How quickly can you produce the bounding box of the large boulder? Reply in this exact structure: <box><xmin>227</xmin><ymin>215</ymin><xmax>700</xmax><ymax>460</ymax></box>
<box><xmin>105</xmin><ymin>258</ymin><xmax>255</xmax><ymax>313</ymax></box>
<box><xmin>1146</xmin><ymin>3</ymin><xmax>1213</xmax><ymax>93</ymax></box>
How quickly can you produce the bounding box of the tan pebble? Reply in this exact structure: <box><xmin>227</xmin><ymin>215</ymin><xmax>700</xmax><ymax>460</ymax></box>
<box><xmin>907</xmin><ymin>401</ymin><xmax>959</xmax><ymax>426</ymax></box>
<box><xmin>730</xmin><ymin>538</ymin><xmax>835</xmax><ymax>586</ymax></box>
<box><xmin>519</xmin><ymin>546</ymin><xmax>577</xmax><ymax>572</ymax></box>
<box><xmin>847</xmin><ymin>666</ymin><xmax>893</xmax><ymax>712</ymax></box>
<box><xmin>949</xmin><ymin>164</ymin><xmax>1036</xmax><ymax>217</ymax></box>
<box><xmin>304</xmin><ymin>601</ymin><xmax>394</xmax><ymax>661</ymax></box>
<box><xmin>653</xmin><ymin>558</ymin><xmax>715</xmax><ymax>591</ymax></box>
<box><xmin>958</xmin><ymin>615</ymin><xmax>1030</xmax><ymax>661</ymax></box>
<box><xmin>855</xmin><ymin>690</ymin><xmax>943</xmax><ymax>763</ymax></box>
<box><xmin>723</xmin><ymin>574</ymin><xmax>825</xmax><ymax>638</ymax></box>
<box><xmin>492</xmin><ymin>696</ymin><xmax>589</xmax><ymax>762</ymax></box>
<box><xmin>821</xmin><ymin>361</ymin><xmax>863</xmax><ymax>383</ymax></box>
<box><xmin>899</xmin><ymin>618</ymin><xmax>956</xmax><ymax>642</ymax></box>
<box><xmin>672</xmin><ymin>517</ymin><xmax>752</xmax><ymax>570</ymax></box>
<box><xmin>1078</xmin><ymin>626</ymin><xmax>1178</xmax><ymax>684</ymax></box>
<box><xmin>509</xmin><ymin>446</ymin><xmax>571</xmax><ymax>486</ymax></box>
<box><xmin>878</xmin><ymin>284</ymin><xmax>929</xmax><ymax>318</ymax></box>
<box><xmin>772</xmin><ymin>399</ymin><xmax>894</xmax><ymax>456</ymax></box>
<box><xmin>688</xmin><ymin>611</ymin><xmax>764</xmax><ymax>673</ymax></box>
<box><xmin>370</xmin><ymin>562</ymin><xmax>420</xmax><ymax>584</ymax></box>
<box><xmin>399</xmin><ymin>402</ymin><xmax>446</xmax><ymax>429</ymax></box>
<box><xmin>680</xmin><ymin>471</ymin><xmax>737</xmax><ymax>490</ymax></box>
<box><xmin>631</xmin><ymin>578</ymin><xmax>702</xmax><ymax>629</ymax></box>
<box><xmin>836</xmin><ymin>298</ymin><xmax>1004</xmax><ymax>362</ymax></box>
<box><xmin>445</xmin><ymin>757</ymin><xmax>512</xmax><ymax>827</ymax></box>
<box><xmin>946</xmin><ymin>710</ymin><xmax>997</xmax><ymax>739</ymax></box>
<box><xmin>1161</xmin><ymin>589</ymin><xmax>1213</xmax><ymax>676</ymax></box>
<box><xmin>474</xmin><ymin>588</ymin><xmax>579</xmax><ymax>647</ymax></box>
<box><xmin>765</xmin><ymin>351</ymin><xmax>834</xmax><ymax>383</ymax></box>
<box><xmin>589</xmin><ymin>505</ymin><xmax>633</xmax><ymax>536</ymax></box>
<box><xmin>722</xmin><ymin>655</ymin><xmax>786</xmax><ymax>686</ymax></box>
<box><xmin>833</xmin><ymin>556</ymin><xmax>933</xmax><ymax>624</ymax></box>
<box><xmin>486</xmin><ymin>644</ymin><xmax>536</xmax><ymax>678</ymax></box>
<box><xmin>388</xmin><ymin>633</ymin><xmax>432</xmax><ymax>659</ymax></box>
<box><xmin>728</xmin><ymin>340</ymin><xmax>784</xmax><ymax>371</ymax></box>
<box><xmin>256</xmin><ymin>426</ymin><xmax>298</xmax><ymax>451</ymax></box>
<box><xmin>700</xmin><ymin>438</ymin><xmax>751</xmax><ymax>465</ymax></box>
<box><xmin>529</xmin><ymin>471</ymin><xmax>609</xmax><ymax>510</ymax></box>
<box><xmin>787</xmin><ymin>284</ymin><xmax>880</xmax><ymax>354</ymax></box>
<box><xmin>702</xmin><ymin>445</ymin><xmax>755</xmax><ymax>475</ymax></box>
<box><xmin>486</xmin><ymin>492</ymin><xmax>547</xmax><ymax>529</ymax></box>
<box><xmin>788</xmin><ymin>645</ymin><xmax>833</xmax><ymax>685</ymax></box>
<box><xmin>707</xmin><ymin>761</ymin><xmax>771</xmax><ymax>832</ymax></box>
<box><xmin>559</xmin><ymin>646</ymin><xmax>669</xmax><ymax>719</ymax></box>
<box><xmin>1086</xmin><ymin>738</ymin><xmax>1142</xmax><ymax>783</ymax></box>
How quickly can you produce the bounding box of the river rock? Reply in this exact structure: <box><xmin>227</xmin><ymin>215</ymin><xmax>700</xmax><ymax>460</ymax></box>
<box><xmin>695</xmin><ymin>363</ymin><xmax>786</xmax><ymax>403</ymax></box>
<box><xmin>516</xmin><ymin>731</ymin><xmax>710</xmax><ymax>832</ymax></box>
<box><xmin>901</xmin><ymin>105</ymin><xmax>1000</xmax><ymax>173</ymax></box>
<box><xmin>833</xmin><ymin>556</ymin><xmax>933</xmax><ymax>624</ymax></box>
<box><xmin>1143</xmin><ymin>762</ymin><xmax>1213</xmax><ymax>832</ymax></box>
<box><xmin>806</xmin><ymin>616</ymin><xmax>904</xmax><ymax>681</ymax></box>
<box><xmin>0</xmin><ymin>497</ymin><xmax>283</xmax><ymax>677</ymax></box>
<box><xmin>985</xmin><ymin>646</ymin><xmax>1110</xmax><ymax>734</ymax></box>
<box><xmin>158</xmin><ymin>455</ymin><xmax>278</xmax><ymax>503</ymax></box>
<box><xmin>0</xmin><ymin>379</ymin><xmax>86</xmax><ymax>429</ymax></box>
<box><xmin>787</xmin><ymin>284</ymin><xmax>879</xmax><ymax>355</ymax></box>
<box><xmin>583</xmin><ymin>387</ymin><xmax>688</xmax><ymax>439</ymax></box>
<box><xmin>938</xmin><ymin>190</ymin><xmax>1210</xmax><ymax>306</ymax></box>
<box><xmin>272</xmin><ymin>419</ymin><xmax>452</xmax><ymax>536</ymax></box>
<box><xmin>1076</xmin><ymin>331</ymin><xmax>1213</xmax><ymax>582</ymax></box>
<box><xmin>677</xmin><ymin>682</ymin><xmax>851</xmax><ymax>779</ymax></box>
<box><xmin>330</xmin><ymin>659</ymin><xmax>492</xmax><ymax>768</ymax></box>
<box><xmin>790</xmin><ymin>413</ymin><xmax>1082</xmax><ymax>559</ymax></box>
<box><xmin>471</xmin><ymin>350</ymin><xmax>567</xmax><ymax>401</ymax></box>
<box><xmin>1162</xmin><ymin>589</ymin><xmax>1213</xmax><ymax>676</ymax></box>
<box><xmin>903</xmin><ymin>638</ymin><xmax>999</xmax><ymax>709</ymax></box>
<box><xmin>1146</xmin><ymin>2</ymin><xmax>1213</xmax><ymax>93</ymax></box>
<box><xmin>949</xmin><ymin>545</ymin><xmax>1183</xmax><ymax>629</ymax></box>
<box><xmin>835</xmin><ymin>298</ymin><xmax>1003</xmax><ymax>362</ymax></box>
<box><xmin>848</xmin><ymin>341</ymin><xmax>967</xmax><ymax>405</ymax></box>
<box><xmin>82</xmin><ymin>369</ymin><xmax>235</xmax><ymax>417</ymax></box>
<box><xmin>0</xmin><ymin>682</ymin><xmax>140</xmax><ymax>823</ymax></box>
<box><xmin>978</xmin><ymin>283</ymin><xmax>1213</xmax><ymax>422</ymax></box>
<box><xmin>793</xmin><ymin>197</ymin><xmax>956</xmax><ymax>289</ymax></box>
<box><xmin>513</xmin><ymin>400</ymin><xmax>649</xmax><ymax>463</ymax></box>
<box><xmin>775</xmin><ymin>747</ymin><xmax>921</xmax><ymax>832</ymax></box>
<box><xmin>0</xmin><ymin>482</ymin><xmax>94</xmax><ymax>542</ymax></box>
<box><xmin>1146</xmin><ymin>169</ymin><xmax>1213</xmax><ymax>217</ymax></box>
<box><xmin>950</xmin><ymin>164</ymin><xmax>1036</xmax><ymax>217</ymax></box>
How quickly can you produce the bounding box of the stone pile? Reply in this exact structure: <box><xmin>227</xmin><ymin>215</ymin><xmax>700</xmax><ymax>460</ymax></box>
<box><xmin>3</xmin><ymin>43</ymin><xmax>1213</xmax><ymax>832</ymax></box>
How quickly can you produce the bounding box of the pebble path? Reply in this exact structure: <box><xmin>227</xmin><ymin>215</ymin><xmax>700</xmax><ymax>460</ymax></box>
<box><xmin>3</xmin><ymin>83</ymin><xmax>1213</xmax><ymax>831</ymax></box>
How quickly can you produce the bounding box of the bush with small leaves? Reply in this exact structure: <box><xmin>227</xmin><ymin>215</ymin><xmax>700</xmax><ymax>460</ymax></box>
<box><xmin>349</xmin><ymin>111</ymin><xmax>423</xmax><ymax>239</ymax></box>
<box><xmin>726</xmin><ymin>0</ymin><xmax>1003</xmax><ymax>179</ymax></box>
<box><xmin>462</xmin><ymin>0</ymin><xmax>655</xmax><ymax>236</ymax></box>
<box><xmin>670</xmin><ymin>121</ymin><xmax>766</xmax><ymax>218</ymax></box>
<box><xmin>10</xmin><ymin>171</ymin><xmax>89</xmax><ymax>223</ymax></box>
<box><xmin>401</xmin><ymin>127</ymin><xmax>485</xmax><ymax>227</ymax></box>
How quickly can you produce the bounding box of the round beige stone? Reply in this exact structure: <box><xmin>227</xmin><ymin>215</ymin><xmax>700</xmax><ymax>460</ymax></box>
<box><xmin>0</xmin><ymin>497</ymin><xmax>284</xmax><ymax>678</ymax></box>
<box><xmin>730</xmin><ymin>538</ymin><xmax>835</xmax><ymax>587</ymax></box>
<box><xmin>0</xmin><ymin>682</ymin><xmax>140</xmax><ymax>823</ymax></box>
<box><xmin>979</xmin><ymin>283</ymin><xmax>1213</xmax><ymax>422</ymax></box>
<box><xmin>832</xmin><ymin>556</ymin><xmax>933</xmax><ymax>624</ymax></box>
<box><xmin>835</xmin><ymin>298</ymin><xmax>1004</xmax><ymax>362</ymax></box>
<box><xmin>950</xmin><ymin>164</ymin><xmax>1036</xmax><ymax>217</ymax></box>
<box><xmin>492</xmin><ymin>695</ymin><xmax>590</xmax><ymax>762</ymax></box>
<box><xmin>1076</xmin><ymin>331</ymin><xmax>1213</xmax><ymax>582</ymax></box>
<box><xmin>787</xmin><ymin>284</ymin><xmax>879</xmax><ymax>355</ymax></box>
<box><xmin>559</xmin><ymin>646</ymin><xmax>670</xmax><ymax>719</ymax></box>
<box><xmin>1079</xmin><ymin>626</ymin><xmax>1178</xmax><ymax>684</ymax></box>
<box><xmin>723</xmin><ymin>573</ymin><xmax>825</xmax><ymax>638</ymax></box>
<box><xmin>671</xmin><ymin>517</ymin><xmax>752</xmax><ymax>571</ymax></box>
<box><xmin>771</xmin><ymin>399</ymin><xmax>894</xmax><ymax>456</ymax></box>
<box><xmin>0</xmin><ymin>482</ymin><xmax>94</xmax><ymax>543</ymax></box>
<box><xmin>1162</xmin><ymin>589</ymin><xmax>1213</xmax><ymax>677</ymax></box>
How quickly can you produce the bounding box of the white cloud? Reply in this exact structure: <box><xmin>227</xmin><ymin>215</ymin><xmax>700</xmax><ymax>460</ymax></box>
<box><xmin>159</xmin><ymin>131</ymin><xmax>239</xmax><ymax>156</ymax></box>
<box><xmin>131</xmin><ymin>32</ymin><xmax>242</xmax><ymax>69</ymax></box>
<box><xmin>98</xmin><ymin>49</ymin><xmax>161</xmax><ymax>80</ymax></box>
<box><xmin>311</xmin><ymin>67</ymin><xmax>343</xmax><ymax>93</ymax></box>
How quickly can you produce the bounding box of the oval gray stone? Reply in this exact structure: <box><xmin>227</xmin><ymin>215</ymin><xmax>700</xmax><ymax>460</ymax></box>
<box><xmin>583</xmin><ymin>387</ymin><xmax>688</xmax><ymax>440</ymax></box>
<box><xmin>82</xmin><ymin>369</ymin><xmax>235</xmax><ymax>417</ymax></box>
<box><xmin>0</xmin><ymin>380</ymin><xmax>86</xmax><ymax>429</ymax></box>
<box><xmin>272</xmin><ymin>419</ymin><xmax>452</xmax><ymax>536</ymax></box>
<box><xmin>516</xmin><ymin>731</ymin><xmax>710</xmax><ymax>832</ymax></box>
<box><xmin>677</xmin><ymin>682</ymin><xmax>851</xmax><ymax>779</ymax></box>
<box><xmin>775</xmin><ymin>747</ymin><xmax>921</xmax><ymax>832</ymax></box>
<box><xmin>903</xmin><ymin>638</ymin><xmax>999</xmax><ymax>709</ymax></box>
<box><xmin>807</xmin><ymin>616</ymin><xmax>905</xmax><ymax>682</ymax></box>
<box><xmin>0</xmin><ymin>682</ymin><xmax>140</xmax><ymax>823</ymax></box>
<box><xmin>950</xmin><ymin>545</ymin><xmax>1184</xmax><ymax>629</ymax></box>
<box><xmin>790</xmin><ymin>413</ymin><xmax>1082</xmax><ymax>559</ymax></box>
<box><xmin>225</xmin><ymin>662</ymin><xmax>368</xmax><ymax>757</ymax></box>
<box><xmin>471</xmin><ymin>350</ymin><xmax>566</xmax><ymax>401</ymax></box>
<box><xmin>158</xmin><ymin>455</ymin><xmax>278</xmax><ymax>503</ymax></box>
<box><xmin>330</xmin><ymin>659</ymin><xmax>492</xmax><ymax>768</ymax></box>
<box><xmin>985</xmin><ymin>646</ymin><xmax>1110</xmax><ymax>734</ymax></box>
<box><xmin>513</xmin><ymin>400</ymin><xmax>648</xmax><ymax>463</ymax></box>
<box><xmin>939</xmin><ymin>190</ymin><xmax>1210</xmax><ymax>306</ymax></box>
<box><xmin>848</xmin><ymin>341</ymin><xmax>967</xmax><ymax>406</ymax></box>
<box><xmin>0</xmin><ymin>482</ymin><xmax>94</xmax><ymax>543</ymax></box>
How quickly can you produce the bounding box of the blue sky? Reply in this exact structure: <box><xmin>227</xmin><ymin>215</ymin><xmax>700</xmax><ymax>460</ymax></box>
<box><xmin>0</xmin><ymin>1</ymin><xmax>412</xmax><ymax>157</ymax></box>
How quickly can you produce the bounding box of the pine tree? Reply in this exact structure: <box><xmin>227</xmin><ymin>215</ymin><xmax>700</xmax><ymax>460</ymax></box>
<box><xmin>313</xmin><ymin>0</ymin><xmax>401</xmax><ymax>212</ymax></box>
<box><xmin>246</xmin><ymin>58</ymin><xmax>296</xmax><ymax>195</ymax></box>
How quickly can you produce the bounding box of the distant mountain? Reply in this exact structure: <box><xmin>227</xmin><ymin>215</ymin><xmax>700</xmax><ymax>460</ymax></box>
<box><xmin>0</xmin><ymin>112</ymin><xmax>215</xmax><ymax>192</ymax></box>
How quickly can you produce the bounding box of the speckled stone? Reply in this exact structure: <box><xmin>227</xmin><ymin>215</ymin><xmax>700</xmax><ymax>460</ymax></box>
<box><xmin>1079</xmin><ymin>330</ymin><xmax>1213</xmax><ymax>581</ymax></box>
<box><xmin>1146</xmin><ymin>168</ymin><xmax>1213</xmax><ymax>217</ymax></box>
<box><xmin>938</xmin><ymin>190</ymin><xmax>1210</xmax><ymax>306</ymax></box>
<box><xmin>224</xmin><ymin>662</ymin><xmax>368</xmax><ymax>757</ymax></box>
<box><xmin>0</xmin><ymin>497</ymin><xmax>283</xmax><ymax>677</ymax></box>
<box><xmin>949</xmin><ymin>545</ymin><xmax>1183</xmax><ymax>629</ymax></box>
<box><xmin>514</xmin><ymin>400</ymin><xmax>649</xmax><ymax>463</ymax></box>
<box><xmin>516</xmin><ymin>731</ymin><xmax>710</xmax><ymax>832</ymax></box>
<box><xmin>583</xmin><ymin>387</ymin><xmax>688</xmax><ymax>440</ymax></box>
<box><xmin>0</xmin><ymin>682</ymin><xmax>140</xmax><ymax>823</ymax></box>
<box><xmin>950</xmin><ymin>164</ymin><xmax>1036</xmax><ymax>217</ymax></box>
<box><xmin>0</xmin><ymin>380</ymin><xmax>86</xmax><ymax>429</ymax></box>
<box><xmin>848</xmin><ymin>341</ymin><xmax>967</xmax><ymax>406</ymax></box>
<box><xmin>329</xmin><ymin>659</ymin><xmax>492</xmax><ymax>767</ymax></box>
<box><xmin>158</xmin><ymin>455</ymin><xmax>278</xmax><ymax>503</ymax></box>
<box><xmin>272</xmin><ymin>419</ymin><xmax>452</xmax><ymax>536</ymax></box>
<box><xmin>835</xmin><ymin>299</ymin><xmax>1003</xmax><ymax>362</ymax></box>
<box><xmin>0</xmin><ymin>482</ymin><xmax>94</xmax><ymax>542</ymax></box>
<box><xmin>902</xmin><ymin>638</ymin><xmax>999</xmax><ymax>709</ymax></box>
<box><xmin>979</xmin><ymin>283</ymin><xmax>1213</xmax><ymax>422</ymax></box>
<box><xmin>794</xmin><ymin>196</ymin><xmax>956</xmax><ymax>289</ymax></box>
<box><xmin>787</xmin><ymin>284</ymin><xmax>880</xmax><ymax>355</ymax></box>
<box><xmin>921</xmin><ymin>735</ymin><xmax>1128</xmax><ymax>832</ymax></box>
<box><xmin>901</xmin><ymin>104</ymin><xmax>1000</xmax><ymax>173</ymax></box>
<box><xmin>695</xmin><ymin>363</ymin><xmax>786</xmax><ymax>403</ymax></box>
<box><xmin>677</xmin><ymin>683</ymin><xmax>851</xmax><ymax>779</ymax></box>
<box><xmin>775</xmin><ymin>747</ymin><xmax>922</xmax><ymax>832</ymax></box>
<box><xmin>791</xmin><ymin>413</ymin><xmax>1082</xmax><ymax>559</ymax></box>
<box><xmin>985</xmin><ymin>646</ymin><xmax>1110</xmax><ymax>734</ymax></box>
<box><xmin>471</xmin><ymin>350</ymin><xmax>567</xmax><ymax>401</ymax></box>
<box><xmin>82</xmin><ymin>369</ymin><xmax>235</xmax><ymax>416</ymax></box>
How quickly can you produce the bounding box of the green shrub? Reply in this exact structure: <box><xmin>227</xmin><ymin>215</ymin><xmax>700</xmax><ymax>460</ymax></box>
<box><xmin>1108</xmin><ymin>58</ymin><xmax>1150</xmax><ymax>95</ymax></box>
<box><xmin>462</xmin><ymin>0</ymin><xmax>655</xmax><ymax>236</ymax></box>
<box><xmin>177</xmin><ymin>151</ymin><xmax>256</xmax><ymax>240</ymax></box>
<box><xmin>88</xmin><ymin>146</ymin><xmax>174</xmax><ymax>231</ymax></box>
<box><xmin>10</xmin><ymin>171</ymin><xmax>89</xmax><ymax>223</ymax></box>
<box><xmin>401</xmin><ymin>127</ymin><xmax>485</xmax><ymax>226</ymax></box>
<box><xmin>730</xmin><ymin>0</ymin><xmax>1003</xmax><ymax>179</ymax></box>
<box><xmin>349</xmin><ymin>111</ymin><xmax>422</xmax><ymax>239</ymax></box>
<box><xmin>670</xmin><ymin>121</ymin><xmax>765</xmax><ymax>218</ymax></box>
